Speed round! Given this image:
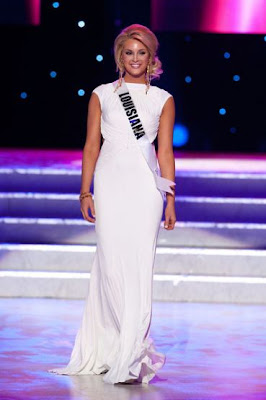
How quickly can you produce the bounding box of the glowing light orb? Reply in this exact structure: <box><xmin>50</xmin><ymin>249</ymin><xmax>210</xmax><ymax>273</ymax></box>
<box><xmin>173</xmin><ymin>123</ymin><xmax>189</xmax><ymax>147</ymax></box>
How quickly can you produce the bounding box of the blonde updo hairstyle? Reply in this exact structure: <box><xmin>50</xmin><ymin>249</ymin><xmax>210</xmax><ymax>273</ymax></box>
<box><xmin>114</xmin><ymin>24</ymin><xmax>163</xmax><ymax>82</ymax></box>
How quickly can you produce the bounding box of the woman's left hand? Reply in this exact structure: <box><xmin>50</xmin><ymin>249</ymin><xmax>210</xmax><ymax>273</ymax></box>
<box><xmin>164</xmin><ymin>202</ymin><xmax>176</xmax><ymax>230</ymax></box>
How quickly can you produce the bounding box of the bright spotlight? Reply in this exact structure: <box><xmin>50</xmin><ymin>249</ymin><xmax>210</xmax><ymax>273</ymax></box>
<box><xmin>219</xmin><ymin>108</ymin><xmax>226</xmax><ymax>115</ymax></box>
<box><xmin>173</xmin><ymin>123</ymin><xmax>189</xmax><ymax>147</ymax></box>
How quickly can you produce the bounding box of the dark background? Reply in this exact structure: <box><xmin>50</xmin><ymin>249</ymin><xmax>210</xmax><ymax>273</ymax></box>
<box><xmin>0</xmin><ymin>0</ymin><xmax>265</xmax><ymax>152</ymax></box>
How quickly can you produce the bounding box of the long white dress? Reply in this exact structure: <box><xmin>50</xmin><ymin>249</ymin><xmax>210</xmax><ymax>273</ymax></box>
<box><xmin>49</xmin><ymin>80</ymin><xmax>173</xmax><ymax>384</ymax></box>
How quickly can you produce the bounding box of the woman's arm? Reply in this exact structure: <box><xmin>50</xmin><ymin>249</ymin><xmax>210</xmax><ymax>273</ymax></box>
<box><xmin>80</xmin><ymin>92</ymin><xmax>101</xmax><ymax>223</ymax></box>
<box><xmin>157</xmin><ymin>96</ymin><xmax>176</xmax><ymax>230</ymax></box>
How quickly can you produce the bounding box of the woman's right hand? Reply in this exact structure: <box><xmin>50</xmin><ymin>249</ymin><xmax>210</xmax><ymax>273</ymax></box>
<box><xmin>80</xmin><ymin>197</ymin><xmax>96</xmax><ymax>223</ymax></box>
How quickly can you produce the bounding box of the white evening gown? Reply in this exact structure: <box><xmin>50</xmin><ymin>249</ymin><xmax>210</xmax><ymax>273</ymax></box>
<box><xmin>49</xmin><ymin>80</ymin><xmax>173</xmax><ymax>384</ymax></box>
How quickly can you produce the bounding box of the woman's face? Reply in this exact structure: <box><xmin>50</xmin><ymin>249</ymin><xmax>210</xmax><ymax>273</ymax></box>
<box><xmin>120</xmin><ymin>38</ymin><xmax>150</xmax><ymax>79</ymax></box>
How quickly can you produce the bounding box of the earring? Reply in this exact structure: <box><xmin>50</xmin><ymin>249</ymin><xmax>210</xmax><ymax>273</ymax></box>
<box><xmin>119</xmin><ymin>67</ymin><xmax>124</xmax><ymax>84</ymax></box>
<box><xmin>114</xmin><ymin>61</ymin><xmax>124</xmax><ymax>92</ymax></box>
<box><xmin>145</xmin><ymin>63</ymin><xmax>151</xmax><ymax>94</ymax></box>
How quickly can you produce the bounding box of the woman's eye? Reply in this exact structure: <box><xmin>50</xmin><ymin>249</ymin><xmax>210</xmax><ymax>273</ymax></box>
<box><xmin>124</xmin><ymin>51</ymin><xmax>146</xmax><ymax>55</ymax></box>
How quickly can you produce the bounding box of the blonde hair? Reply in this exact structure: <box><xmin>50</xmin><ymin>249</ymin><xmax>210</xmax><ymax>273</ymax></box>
<box><xmin>114</xmin><ymin>24</ymin><xmax>163</xmax><ymax>81</ymax></box>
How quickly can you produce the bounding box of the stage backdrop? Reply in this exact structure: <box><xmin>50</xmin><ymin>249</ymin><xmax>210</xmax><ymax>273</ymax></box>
<box><xmin>0</xmin><ymin>0</ymin><xmax>265</xmax><ymax>152</ymax></box>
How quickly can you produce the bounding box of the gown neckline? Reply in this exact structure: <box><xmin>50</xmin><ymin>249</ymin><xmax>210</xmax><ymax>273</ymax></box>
<box><xmin>123</xmin><ymin>80</ymin><xmax>148</xmax><ymax>89</ymax></box>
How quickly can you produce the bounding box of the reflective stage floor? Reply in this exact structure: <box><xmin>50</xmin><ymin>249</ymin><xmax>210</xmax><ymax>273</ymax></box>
<box><xmin>1</xmin><ymin>298</ymin><xmax>266</xmax><ymax>400</ymax></box>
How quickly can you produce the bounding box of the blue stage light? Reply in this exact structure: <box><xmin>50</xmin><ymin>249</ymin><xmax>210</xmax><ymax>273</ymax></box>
<box><xmin>96</xmin><ymin>54</ymin><xmax>103</xmax><ymax>62</ymax></box>
<box><xmin>264</xmin><ymin>35</ymin><xmax>266</xmax><ymax>42</ymax></box>
<box><xmin>20</xmin><ymin>92</ymin><xmax>27</xmax><ymax>99</ymax></box>
<box><xmin>78</xmin><ymin>21</ymin><xmax>85</xmax><ymax>28</ymax></box>
<box><xmin>78</xmin><ymin>89</ymin><xmax>85</xmax><ymax>96</ymax></box>
<box><xmin>224</xmin><ymin>52</ymin><xmax>230</xmax><ymax>59</ymax></box>
<box><xmin>233</xmin><ymin>74</ymin><xmax>240</xmax><ymax>81</ymax></box>
<box><xmin>219</xmin><ymin>108</ymin><xmax>226</xmax><ymax>115</ymax></box>
<box><xmin>173</xmin><ymin>123</ymin><xmax>189</xmax><ymax>147</ymax></box>
<box><xmin>230</xmin><ymin>127</ymin><xmax>237</xmax><ymax>133</ymax></box>
<box><xmin>52</xmin><ymin>2</ymin><xmax>60</xmax><ymax>8</ymax></box>
<box><xmin>50</xmin><ymin>71</ymin><xmax>57</xmax><ymax>78</ymax></box>
<box><xmin>185</xmin><ymin>76</ymin><xmax>192</xmax><ymax>83</ymax></box>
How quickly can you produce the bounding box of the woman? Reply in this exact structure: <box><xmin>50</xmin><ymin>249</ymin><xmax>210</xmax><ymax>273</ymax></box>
<box><xmin>49</xmin><ymin>24</ymin><xmax>176</xmax><ymax>385</ymax></box>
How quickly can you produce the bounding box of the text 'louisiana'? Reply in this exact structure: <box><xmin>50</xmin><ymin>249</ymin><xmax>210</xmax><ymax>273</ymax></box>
<box><xmin>119</xmin><ymin>92</ymin><xmax>145</xmax><ymax>139</ymax></box>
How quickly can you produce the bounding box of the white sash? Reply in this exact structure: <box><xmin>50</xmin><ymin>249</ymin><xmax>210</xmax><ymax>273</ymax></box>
<box><xmin>114</xmin><ymin>79</ymin><xmax>176</xmax><ymax>198</ymax></box>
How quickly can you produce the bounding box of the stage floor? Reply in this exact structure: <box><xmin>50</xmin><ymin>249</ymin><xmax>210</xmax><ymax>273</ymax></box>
<box><xmin>1</xmin><ymin>298</ymin><xmax>266</xmax><ymax>400</ymax></box>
